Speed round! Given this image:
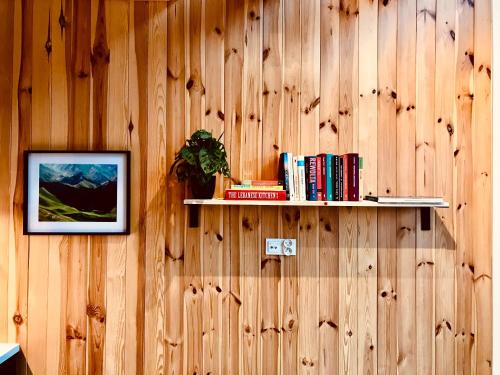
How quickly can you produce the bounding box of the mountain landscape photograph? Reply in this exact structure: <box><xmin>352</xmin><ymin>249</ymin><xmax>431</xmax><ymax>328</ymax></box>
<box><xmin>38</xmin><ymin>163</ymin><xmax>118</xmax><ymax>222</ymax></box>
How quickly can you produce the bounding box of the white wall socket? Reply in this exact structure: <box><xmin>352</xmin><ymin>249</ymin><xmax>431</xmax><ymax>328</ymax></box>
<box><xmin>265</xmin><ymin>238</ymin><xmax>297</xmax><ymax>256</ymax></box>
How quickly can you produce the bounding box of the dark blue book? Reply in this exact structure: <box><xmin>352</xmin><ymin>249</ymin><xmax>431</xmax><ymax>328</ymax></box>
<box><xmin>305</xmin><ymin>156</ymin><xmax>317</xmax><ymax>201</ymax></box>
<box><xmin>332</xmin><ymin>155</ymin><xmax>340</xmax><ymax>201</ymax></box>
<box><xmin>339</xmin><ymin>157</ymin><xmax>344</xmax><ymax>200</ymax></box>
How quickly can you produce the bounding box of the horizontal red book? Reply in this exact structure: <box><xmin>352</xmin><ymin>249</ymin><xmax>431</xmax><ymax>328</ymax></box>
<box><xmin>225</xmin><ymin>189</ymin><xmax>287</xmax><ymax>200</ymax></box>
<box><xmin>241</xmin><ymin>179</ymin><xmax>281</xmax><ymax>186</ymax></box>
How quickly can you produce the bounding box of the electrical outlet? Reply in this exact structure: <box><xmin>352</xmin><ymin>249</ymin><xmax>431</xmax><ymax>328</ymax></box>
<box><xmin>265</xmin><ymin>238</ymin><xmax>297</xmax><ymax>256</ymax></box>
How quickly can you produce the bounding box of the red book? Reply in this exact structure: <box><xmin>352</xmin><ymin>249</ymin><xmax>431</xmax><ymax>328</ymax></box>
<box><xmin>341</xmin><ymin>153</ymin><xmax>359</xmax><ymax>201</ymax></box>
<box><xmin>343</xmin><ymin>154</ymin><xmax>349</xmax><ymax>201</ymax></box>
<box><xmin>316</xmin><ymin>156</ymin><xmax>323</xmax><ymax>200</ymax></box>
<box><xmin>346</xmin><ymin>153</ymin><xmax>359</xmax><ymax>201</ymax></box>
<box><xmin>319</xmin><ymin>154</ymin><xmax>327</xmax><ymax>201</ymax></box>
<box><xmin>225</xmin><ymin>189</ymin><xmax>287</xmax><ymax>200</ymax></box>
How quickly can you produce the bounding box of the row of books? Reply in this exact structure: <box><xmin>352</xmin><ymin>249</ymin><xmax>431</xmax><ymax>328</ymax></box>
<box><xmin>223</xmin><ymin>152</ymin><xmax>363</xmax><ymax>201</ymax></box>
<box><xmin>279</xmin><ymin>152</ymin><xmax>363</xmax><ymax>201</ymax></box>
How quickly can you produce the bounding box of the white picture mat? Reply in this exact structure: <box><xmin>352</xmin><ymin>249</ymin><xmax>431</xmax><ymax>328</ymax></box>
<box><xmin>26</xmin><ymin>152</ymin><xmax>128</xmax><ymax>233</ymax></box>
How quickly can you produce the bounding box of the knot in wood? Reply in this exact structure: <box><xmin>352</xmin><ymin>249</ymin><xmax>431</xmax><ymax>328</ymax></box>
<box><xmin>86</xmin><ymin>304</ymin><xmax>106</xmax><ymax>323</ymax></box>
<box><xmin>12</xmin><ymin>313</ymin><xmax>23</xmax><ymax>326</ymax></box>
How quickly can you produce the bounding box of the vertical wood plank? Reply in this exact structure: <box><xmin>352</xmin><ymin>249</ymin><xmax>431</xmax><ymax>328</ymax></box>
<box><xmin>224</xmin><ymin>1</ymin><xmax>244</xmax><ymax>373</ymax></box>
<box><xmin>472</xmin><ymin>0</ymin><xmax>492</xmax><ymax>373</ymax></box>
<box><xmin>203</xmin><ymin>0</ymin><xmax>225</xmax><ymax>373</ymax></box>
<box><xmin>88</xmin><ymin>1</ymin><xmax>110</xmax><ymax>374</ymax></box>
<box><xmin>298</xmin><ymin>0</ymin><xmax>320</xmax><ymax>373</ymax></box>
<box><xmin>47</xmin><ymin>2</ymin><xmax>70</xmax><ymax>373</ymax></box>
<box><xmin>65</xmin><ymin>0</ymin><xmax>92</xmax><ymax>373</ymax></box>
<box><xmin>26</xmin><ymin>1</ymin><xmax>52</xmax><ymax>373</ymax></box>
<box><xmin>143</xmin><ymin>3</ymin><xmax>167</xmax><ymax>374</ymax></box>
<box><xmin>338</xmin><ymin>0</ymin><xmax>358</xmax><ymax>374</ymax></box>
<box><xmin>46</xmin><ymin>1</ymin><xmax>70</xmax><ymax>373</ymax></box>
<box><xmin>12</xmin><ymin>2</ymin><xmax>33</xmax><ymax>374</ymax></box>
<box><xmin>434</xmin><ymin>0</ymin><xmax>455</xmax><ymax>373</ymax></box>
<box><xmin>130</xmin><ymin>3</ymin><xmax>149</xmax><ymax>374</ymax></box>
<box><xmin>415</xmin><ymin>0</ymin><xmax>436</xmax><ymax>373</ymax></box>
<box><xmin>240</xmin><ymin>0</ymin><xmax>262</xmax><ymax>374</ymax></box>
<box><xmin>377</xmin><ymin>0</ymin><xmax>397</xmax><ymax>373</ymax></box>
<box><xmin>357</xmin><ymin>0</ymin><xmax>377</xmax><ymax>373</ymax></box>
<box><xmin>281</xmin><ymin>1</ymin><xmax>300</xmax><ymax>372</ymax></box>
<box><xmin>454</xmin><ymin>0</ymin><xmax>474</xmax><ymax>373</ymax></box>
<box><xmin>0</xmin><ymin>0</ymin><xmax>14</xmax><ymax>344</ymax></box>
<box><xmin>261</xmin><ymin>0</ymin><xmax>282</xmax><ymax>373</ymax></box>
<box><xmin>184</xmin><ymin>0</ymin><xmax>204</xmax><ymax>374</ymax></box>
<box><xmin>165</xmin><ymin>1</ymin><xmax>185</xmax><ymax>374</ymax></box>
<box><xmin>104</xmin><ymin>1</ymin><xmax>130</xmax><ymax>374</ymax></box>
<box><xmin>319</xmin><ymin>0</ymin><xmax>340</xmax><ymax>373</ymax></box>
<box><xmin>396</xmin><ymin>0</ymin><xmax>417</xmax><ymax>373</ymax></box>
<box><xmin>124</xmin><ymin>1</ymin><xmax>142</xmax><ymax>374</ymax></box>
<box><xmin>8</xmin><ymin>0</ymin><xmax>22</xmax><ymax>346</ymax></box>
<box><xmin>281</xmin><ymin>0</ymin><xmax>301</xmax><ymax>374</ymax></box>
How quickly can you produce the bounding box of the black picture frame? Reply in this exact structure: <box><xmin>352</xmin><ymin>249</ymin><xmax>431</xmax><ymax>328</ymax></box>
<box><xmin>23</xmin><ymin>150</ymin><xmax>131</xmax><ymax>235</ymax></box>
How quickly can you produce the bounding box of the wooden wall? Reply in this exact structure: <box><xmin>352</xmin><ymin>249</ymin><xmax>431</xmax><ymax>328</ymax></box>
<box><xmin>0</xmin><ymin>0</ymin><xmax>492</xmax><ymax>374</ymax></box>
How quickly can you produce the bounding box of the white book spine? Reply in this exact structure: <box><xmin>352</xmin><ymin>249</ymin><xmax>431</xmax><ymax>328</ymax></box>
<box><xmin>292</xmin><ymin>156</ymin><xmax>299</xmax><ymax>201</ymax></box>
<box><xmin>287</xmin><ymin>153</ymin><xmax>296</xmax><ymax>200</ymax></box>
<box><xmin>297</xmin><ymin>155</ymin><xmax>306</xmax><ymax>201</ymax></box>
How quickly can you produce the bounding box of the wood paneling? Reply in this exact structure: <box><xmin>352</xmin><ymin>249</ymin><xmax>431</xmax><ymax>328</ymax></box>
<box><xmin>0</xmin><ymin>0</ymin><xmax>492</xmax><ymax>374</ymax></box>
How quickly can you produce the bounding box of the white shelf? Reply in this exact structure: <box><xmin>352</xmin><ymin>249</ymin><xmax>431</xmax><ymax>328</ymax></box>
<box><xmin>184</xmin><ymin>198</ymin><xmax>449</xmax><ymax>208</ymax></box>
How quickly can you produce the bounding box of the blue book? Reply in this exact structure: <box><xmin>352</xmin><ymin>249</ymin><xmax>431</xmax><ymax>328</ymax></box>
<box><xmin>325</xmin><ymin>154</ymin><xmax>333</xmax><ymax>201</ymax></box>
<box><xmin>304</xmin><ymin>156</ymin><xmax>317</xmax><ymax>201</ymax></box>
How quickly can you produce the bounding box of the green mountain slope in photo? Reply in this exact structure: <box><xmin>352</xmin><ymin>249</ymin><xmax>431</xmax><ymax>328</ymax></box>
<box><xmin>39</xmin><ymin>187</ymin><xmax>117</xmax><ymax>222</ymax></box>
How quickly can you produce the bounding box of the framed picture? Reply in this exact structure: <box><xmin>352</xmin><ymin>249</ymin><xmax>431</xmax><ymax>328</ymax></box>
<box><xmin>24</xmin><ymin>151</ymin><xmax>130</xmax><ymax>235</ymax></box>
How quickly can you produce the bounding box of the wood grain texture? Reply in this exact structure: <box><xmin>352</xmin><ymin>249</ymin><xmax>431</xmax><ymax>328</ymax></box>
<box><xmin>319</xmin><ymin>1</ymin><xmax>340</xmax><ymax>374</ymax></box>
<box><xmin>184</xmin><ymin>1</ymin><xmax>204</xmax><ymax>374</ymax></box>
<box><xmin>165</xmin><ymin>1</ymin><xmax>185</xmax><ymax>374</ymax></box>
<box><xmin>281</xmin><ymin>1</ymin><xmax>300</xmax><ymax>373</ymax></box>
<box><xmin>396</xmin><ymin>0</ymin><xmax>417</xmax><ymax>374</ymax></box>
<box><xmin>415</xmin><ymin>0</ymin><xmax>436</xmax><ymax>374</ymax></box>
<box><xmin>143</xmin><ymin>3</ymin><xmax>167</xmax><ymax>375</ymax></box>
<box><xmin>104</xmin><ymin>1</ymin><xmax>130</xmax><ymax>374</ymax></box>
<box><xmin>338</xmin><ymin>1</ymin><xmax>358</xmax><ymax>374</ymax></box>
<box><xmin>26</xmin><ymin>3</ymin><xmax>51</xmax><ymax>374</ymax></box>
<box><xmin>240</xmin><ymin>1</ymin><xmax>262</xmax><ymax>374</ymax></box>
<box><xmin>261</xmin><ymin>0</ymin><xmax>282</xmax><ymax>373</ymax></box>
<box><xmin>47</xmin><ymin>2</ymin><xmax>69</xmax><ymax>374</ymax></box>
<box><xmin>88</xmin><ymin>2</ymin><xmax>109</xmax><ymax>374</ymax></box>
<box><xmin>13</xmin><ymin>3</ymin><xmax>32</xmax><ymax>374</ymax></box>
<box><xmin>224</xmin><ymin>1</ymin><xmax>244</xmax><ymax>374</ymax></box>
<box><xmin>472</xmin><ymin>0</ymin><xmax>492</xmax><ymax>374</ymax></box>
<box><xmin>298</xmin><ymin>1</ymin><xmax>320</xmax><ymax>374</ymax></box>
<box><xmin>203</xmin><ymin>0</ymin><xmax>225</xmax><ymax>373</ymax></box>
<box><xmin>454</xmin><ymin>1</ymin><xmax>474</xmax><ymax>375</ymax></box>
<box><xmin>0</xmin><ymin>1</ymin><xmax>492</xmax><ymax>374</ymax></box>
<box><xmin>0</xmin><ymin>0</ymin><xmax>14</xmax><ymax>345</ymax></box>
<box><xmin>358</xmin><ymin>0</ymin><xmax>377</xmax><ymax>374</ymax></box>
<box><xmin>377</xmin><ymin>0</ymin><xmax>398</xmax><ymax>373</ymax></box>
<box><xmin>434</xmin><ymin>0</ymin><xmax>455</xmax><ymax>374</ymax></box>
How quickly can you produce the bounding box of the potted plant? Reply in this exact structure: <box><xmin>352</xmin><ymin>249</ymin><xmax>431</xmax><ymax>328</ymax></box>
<box><xmin>170</xmin><ymin>129</ymin><xmax>231</xmax><ymax>199</ymax></box>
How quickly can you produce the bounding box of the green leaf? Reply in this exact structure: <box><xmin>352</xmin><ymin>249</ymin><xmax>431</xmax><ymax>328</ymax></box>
<box><xmin>180</xmin><ymin>147</ymin><xmax>196</xmax><ymax>165</ymax></box>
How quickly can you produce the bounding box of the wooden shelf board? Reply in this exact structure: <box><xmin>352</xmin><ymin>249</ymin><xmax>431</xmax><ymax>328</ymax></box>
<box><xmin>183</xmin><ymin>198</ymin><xmax>449</xmax><ymax>208</ymax></box>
